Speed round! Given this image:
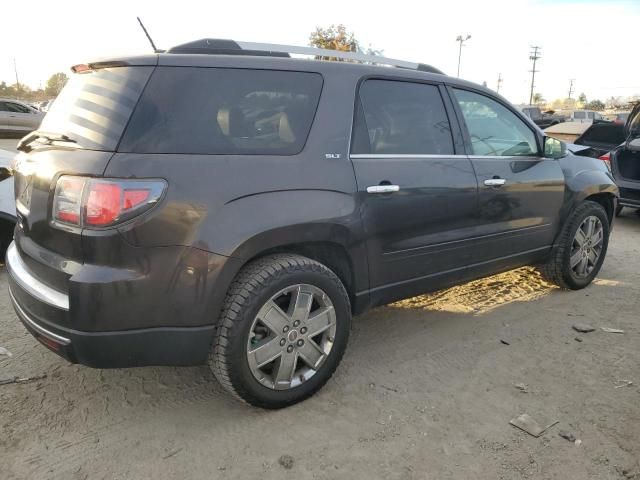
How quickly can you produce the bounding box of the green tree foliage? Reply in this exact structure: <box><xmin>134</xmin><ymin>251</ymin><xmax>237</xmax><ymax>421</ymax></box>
<box><xmin>585</xmin><ymin>99</ymin><xmax>605</xmax><ymax>111</ymax></box>
<box><xmin>45</xmin><ymin>72</ymin><xmax>68</xmax><ymax>97</ymax></box>
<box><xmin>532</xmin><ymin>93</ymin><xmax>545</xmax><ymax>105</ymax></box>
<box><xmin>309</xmin><ymin>24</ymin><xmax>359</xmax><ymax>53</ymax></box>
<box><xmin>578</xmin><ymin>92</ymin><xmax>587</xmax><ymax>105</ymax></box>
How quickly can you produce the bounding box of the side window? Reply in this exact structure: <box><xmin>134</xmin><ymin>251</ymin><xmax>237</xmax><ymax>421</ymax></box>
<box><xmin>121</xmin><ymin>68</ymin><xmax>323</xmax><ymax>155</ymax></box>
<box><xmin>6</xmin><ymin>102</ymin><xmax>31</xmax><ymax>113</ymax></box>
<box><xmin>452</xmin><ymin>89</ymin><xmax>538</xmax><ymax>156</ymax></box>
<box><xmin>0</xmin><ymin>102</ymin><xmax>8</xmax><ymax>112</ymax></box>
<box><xmin>352</xmin><ymin>80</ymin><xmax>454</xmax><ymax>155</ymax></box>
<box><xmin>574</xmin><ymin>111</ymin><xmax>586</xmax><ymax>119</ymax></box>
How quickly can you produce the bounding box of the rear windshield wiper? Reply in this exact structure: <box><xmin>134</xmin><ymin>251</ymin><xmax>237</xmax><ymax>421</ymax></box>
<box><xmin>17</xmin><ymin>132</ymin><xmax>77</xmax><ymax>153</ymax></box>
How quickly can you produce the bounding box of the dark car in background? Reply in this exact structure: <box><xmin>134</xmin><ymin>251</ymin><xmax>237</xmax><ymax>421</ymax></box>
<box><xmin>6</xmin><ymin>40</ymin><xmax>618</xmax><ymax>408</ymax></box>
<box><xmin>519</xmin><ymin>105</ymin><xmax>564</xmax><ymax>129</ymax></box>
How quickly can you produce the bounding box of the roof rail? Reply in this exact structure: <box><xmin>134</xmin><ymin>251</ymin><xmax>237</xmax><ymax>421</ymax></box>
<box><xmin>167</xmin><ymin>39</ymin><xmax>444</xmax><ymax>75</ymax></box>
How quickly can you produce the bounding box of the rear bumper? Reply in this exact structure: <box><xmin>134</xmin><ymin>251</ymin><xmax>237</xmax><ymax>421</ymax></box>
<box><xmin>6</xmin><ymin>241</ymin><xmax>217</xmax><ymax>368</ymax></box>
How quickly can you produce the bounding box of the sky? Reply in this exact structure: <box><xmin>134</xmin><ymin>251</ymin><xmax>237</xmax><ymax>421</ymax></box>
<box><xmin>2</xmin><ymin>0</ymin><xmax>639</xmax><ymax>104</ymax></box>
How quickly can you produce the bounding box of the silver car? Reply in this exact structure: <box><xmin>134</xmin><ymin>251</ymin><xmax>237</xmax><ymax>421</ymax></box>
<box><xmin>0</xmin><ymin>148</ymin><xmax>15</xmax><ymax>255</ymax></box>
<box><xmin>0</xmin><ymin>99</ymin><xmax>45</xmax><ymax>136</ymax></box>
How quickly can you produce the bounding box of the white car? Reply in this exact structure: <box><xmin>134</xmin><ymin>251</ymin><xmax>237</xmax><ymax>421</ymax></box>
<box><xmin>0</xmin><ymin>148</ymin><xmax>16</xmax><ymax>256</ymax></box>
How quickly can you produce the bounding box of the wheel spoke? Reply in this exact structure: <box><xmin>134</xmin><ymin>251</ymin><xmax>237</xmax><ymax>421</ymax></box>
<box><xmin>248</xmin><ymin>337</ymin><xmax>283</xmax><ymax>369</ymax></box>
<box><xmin>298</xmin><ymin>340</ymin><xmax>325</xmax><ymax>369</ymax></box>
<box><xmin>577</xmin><ymin>256</ymin><xmax>589</xmax><ymax>275</ymax></box>
<box><xmin>574</xmin><ymin>228</ymin><xmax>587</xmax><ymax>247</ymax></box>
<box><xmin>274</xmin><ymin>352</ymin><xmax>298</xmax><ymax>389</ymax></box>
<box><xmin>289</xmin><ymin>286</ymin><xmax>313</xmax><ymax>322</ymax></box>
<box><xmin>587</xmin><ymin>249</ymin><xmax>598</xmax><ymax>265</ymax></box>
<box><xmin>570</xmin><ymin>250</ymin><xmax>583</xmax><ymax>268</ymax></box>
<box><xmin>591</xmin><ymin>226</ymin><xmax>604</xmax><ymax>247</ymax></box>
<box><xmin>584</xmin><ymin>217</ymin><xmax>595</xmax><ymax>238</ymax></box>
<box><xmin>260</xmin><ymin>301</ymin><xmax>290</xmax><ymax>334</ymax></box>
<box><xmin>306</xmin><ymin>306</ymin><xmax>335</xmax><ymax>337</ymax></box>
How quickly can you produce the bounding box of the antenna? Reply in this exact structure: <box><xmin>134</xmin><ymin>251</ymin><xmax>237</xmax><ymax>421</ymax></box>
<box><xmin>137</xmin><ymin>17</ymin><xmax>161</xmax><ymax>53</ymax></box>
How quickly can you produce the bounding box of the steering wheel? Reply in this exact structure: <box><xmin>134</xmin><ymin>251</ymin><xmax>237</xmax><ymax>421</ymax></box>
<box><xmin>471</xmin><ymin>134</ymin><xmax>499</xmax><ymax>156</ymax></box>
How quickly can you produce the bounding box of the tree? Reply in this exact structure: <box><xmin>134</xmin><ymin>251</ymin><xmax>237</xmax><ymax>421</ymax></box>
<box><xmin>309</xmin><ymin>24</ymin><xmax>359</xmax><ymax>54</ymax></box>
<box><xmin>585</xmin><ymin>99</ymin><xmax>605</xmax><ymax>111</ymax></box>
<box><xmin>532</xmin><ymin>93</ymin><xmax>545</xmax><ymax>106</ymax></box>
<box><xmin>577</xmin><ymin>92</ymin><xmax>587</xmax><ymax>106</ymax></box>
<box><xmin>45</xmin><ymin>72</ymin><xmax>68</xmax><ymax>97</ymax></box>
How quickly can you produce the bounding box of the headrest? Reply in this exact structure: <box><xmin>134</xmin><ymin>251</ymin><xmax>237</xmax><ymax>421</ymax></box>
<box><xmin>278</xmin><ymin>112</ymin><xmax>296</xmax><ymax>143</ymax></box>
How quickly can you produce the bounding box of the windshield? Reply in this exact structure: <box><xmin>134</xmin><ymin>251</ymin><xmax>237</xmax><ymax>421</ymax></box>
<box><xmin>40</xmin><ymin>66</ymin><xmax>153</xmax><ymax>151</ymax></box>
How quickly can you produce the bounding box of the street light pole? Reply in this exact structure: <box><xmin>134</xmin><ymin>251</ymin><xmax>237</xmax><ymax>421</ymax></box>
<box><xmin>456</xmin><ymin>35</ymin><xmax>471</xmax><ymax>77</ymax></box>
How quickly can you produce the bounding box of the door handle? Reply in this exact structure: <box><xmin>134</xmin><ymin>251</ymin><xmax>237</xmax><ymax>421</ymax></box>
<box><xmin>367</xmin><ymin>184</ymin><xmax>400</xmax><ymax>194</ymax></box>
<box><xmin>484</xmin><ymin>178</ymin><xmax>506</xmax><ymax>187</ymax></box>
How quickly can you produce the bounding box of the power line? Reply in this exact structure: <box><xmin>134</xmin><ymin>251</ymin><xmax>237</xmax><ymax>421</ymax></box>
<box><xmin>568</xmin><ymin>79</ymin><xmax>575</xmax><ymax>99</ymax></box>
<box><xmin>528</xmin><ymin>46</ymin><xmax>541</xmax><ymax>105</ymax></box>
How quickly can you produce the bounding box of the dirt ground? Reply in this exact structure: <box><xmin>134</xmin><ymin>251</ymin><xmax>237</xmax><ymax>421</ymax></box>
<box><xmin>1</xmin><ymin>212</ymin><xmax>639</xmax><ymax>480</ymax></box>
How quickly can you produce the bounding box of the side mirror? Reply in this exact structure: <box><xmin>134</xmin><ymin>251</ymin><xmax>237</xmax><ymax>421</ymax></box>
<box><xmin>627</xmin><ymin>138</ymin><xmax>640</xmax><ymax>152</ymax></box>
<box><xmin>544</xmin><ymin>136</ymin><xmax>567</xmax><ymax>159</ymax></box>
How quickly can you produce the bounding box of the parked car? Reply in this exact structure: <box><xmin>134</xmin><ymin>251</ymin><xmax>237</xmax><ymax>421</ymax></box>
<box><xmin>568</xmin><ymin>110</ymin><xmax>604</xmax><ymax>123</ymax></box>
<box><xmin>611</xmin><ymin>103</ymin><xmax>640</xmax><ymax>215</ymax></box>
<box><xmin>0</xmin><ymin>99</ymin><xmax>45</xmax><ymax>136</ymax></box>
<box><xmin>518</xmin><ymin>105</ymin><xmax>564</xmax><ymax>129</ymax></box>
<box><xmin>0</xmin><ymin>148</ymin><xmax>16</xmax><ymax>255</ymax></box>
<box><xmin>604</xmin><ymin>112</ymin><xmax>631</xmax><ymax>125</ymax></box>
<box><xmin>6</xmin><ymin>39</ymin><xmax>618</xmax><ymax>408</ymax></box>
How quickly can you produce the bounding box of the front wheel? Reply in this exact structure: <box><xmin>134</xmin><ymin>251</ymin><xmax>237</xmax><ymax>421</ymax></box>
<box><xmin>210</xmin><ymin>254</ymin><xmax>351</xmax><ymax>408</ymax></box>
<box><xmin>537</xmin><ymin>201</ymin><xmax>610</xmax><ymax>289</ymax></box>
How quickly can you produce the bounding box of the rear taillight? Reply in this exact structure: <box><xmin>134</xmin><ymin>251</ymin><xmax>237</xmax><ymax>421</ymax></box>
<box><xmin>53</xmin><ymin>176</ymin><xmax>166</xmax><ymax>228</ymax></box>
<box><xmin>598</xmin><ymin>152</ymin><xmax>612</xmax><ymax>171</ymax></box>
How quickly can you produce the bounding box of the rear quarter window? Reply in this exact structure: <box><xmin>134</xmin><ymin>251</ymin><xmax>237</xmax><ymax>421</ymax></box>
<box><xmin>119</xmin><ymin>67</ymin><xmax>323</xmax><ymax>155</ymax></box>
<box><xmin>40</xmin><ymin>67</ymin><xmax>154</xmax><ymax>151</ymax></box>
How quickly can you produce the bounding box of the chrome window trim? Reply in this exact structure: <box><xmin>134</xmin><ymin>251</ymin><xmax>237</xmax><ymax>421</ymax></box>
<box><xmin>8</xmin><ymin>287</ymin><xmax>71</xmax><ymax>345</ymax></box>
<box><xmin>5</xmin><ymin>242</ymin><xmax>70</xmax><ymax>311</ymax></box>
<box><xmin>350</xmin><ymin>153</ymin><xmax>468</xmax><ymax>159</ymax></box>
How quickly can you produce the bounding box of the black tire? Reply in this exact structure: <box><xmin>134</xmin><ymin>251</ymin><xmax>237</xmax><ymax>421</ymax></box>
<box><xmin>615</xmin><ymin>205</ymin><xmax>623</xmax><ymax>217</ymax></box>
<box><xmin>537</xmin><ymin>201</ymin><xmax>610</xmax><ymax>290</ymax></box>
<box><xmin>209</xmin><ymin>254</ymin><xmax>351</xmax><ymax>409</ymax></box>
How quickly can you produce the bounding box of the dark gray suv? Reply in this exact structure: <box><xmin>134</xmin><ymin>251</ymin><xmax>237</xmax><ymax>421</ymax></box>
<box><xmin>7</xmin><ymin>40</ymin><xmax>618</xmax><ymax>408</ymax></box>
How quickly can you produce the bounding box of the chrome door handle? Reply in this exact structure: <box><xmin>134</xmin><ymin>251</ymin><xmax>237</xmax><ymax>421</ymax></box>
<box><xmin>484</xmin><ymin>178</ymin><xmax>506</xmax><ymax>187</ymax></box>
<box><xmin>366</xmin><ymin>185</ymin><xmax>400</xmax><ymax>194</ymax></box>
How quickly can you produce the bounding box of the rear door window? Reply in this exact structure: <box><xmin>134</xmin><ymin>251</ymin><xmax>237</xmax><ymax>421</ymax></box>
<box><xmin>351</xmin><ymin>79</ymin><xmax>454</xmax><ymax>155</ymax></box>
<box><xmin>120</xmin><ymin>67</ymin><xmax>323</xmax><ymax>155</ymax></box>
<box><xmin>40</xmin><ymin>67</ymin><xmax>154</xmax><ymax>151</ymax></box>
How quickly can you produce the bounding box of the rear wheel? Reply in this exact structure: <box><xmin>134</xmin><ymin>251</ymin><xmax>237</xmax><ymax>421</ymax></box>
<box><xmin>210</xmin><ymin>254</ymin><xmax>351</xmax><ymax>408</ymax></box>
<box><xmin>538</xmin><ymin>201</ymin><xmax>610</xmax><ymax>289</ymax></box>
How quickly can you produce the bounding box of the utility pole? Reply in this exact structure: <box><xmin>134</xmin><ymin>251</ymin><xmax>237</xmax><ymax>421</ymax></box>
<box><xmin>456</xmin><ymin>34</ymin><xmax>471</xmax><ymax>77</ymax></box>
<box><xmin>496</xmin><ymin>73</ymin><xmax>503</xmax><ymax>93</ymax></box>
<box><xmin>568</xmin><ymin>79</ymin><xmax>575</xmax><ymax>99</ymax></box>
<box><xmin>13</xmin><ymin>57</ymin><xmax>21</xmax><ymax>99</ymax></box>
<box><xmin>528</xmin><ymin>46</ymin><xmax>541</xmax><ymax>105</ymax></box>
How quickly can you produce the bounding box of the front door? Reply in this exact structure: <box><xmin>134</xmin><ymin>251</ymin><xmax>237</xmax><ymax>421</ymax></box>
<box><xmin>350</xmin><ymin>79</ymin><xmax>478</xmax><ymax>303</ymax></box>
<box><xmin>449</xmin><ymin>88</ymin><xmax>565</xmax><ymax>267</ymax></box>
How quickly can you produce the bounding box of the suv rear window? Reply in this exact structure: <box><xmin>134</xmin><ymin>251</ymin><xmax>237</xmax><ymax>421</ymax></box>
<box><xmin>40</xmin><ymin>67</ymin><xmax>154</xmax><ymax>151</ymax></box>
<box><xmin>119</xmin><ymin>67</ymin><xmax>323</xmax><ymax>155</ymax></box>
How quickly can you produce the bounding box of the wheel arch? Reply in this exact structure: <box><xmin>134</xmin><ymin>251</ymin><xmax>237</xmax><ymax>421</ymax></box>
<box><xmin>226</xmin><ymin>224</ymin><xmax>369</xmax><ymax>314</ymax></box>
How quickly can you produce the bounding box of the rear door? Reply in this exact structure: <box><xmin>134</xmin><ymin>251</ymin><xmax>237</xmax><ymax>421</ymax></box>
<box><xmin>449</xmin><ymin>87</ymin><xmax>565</xmax><ymax>266</ymax></box>
<box><xmin>0</xmin><ymin>102</ymin><xmax>10</xmax><ymax>131</ymax></box>
<box><xmin>3</xmin><ymin>101</ymin><xmax>38</xmax><ymax>132</ymax></box>
<box><xmin>350</xmin><ymin>79</ymin><xmax>478</xmax><ymax>301</ymax></box>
